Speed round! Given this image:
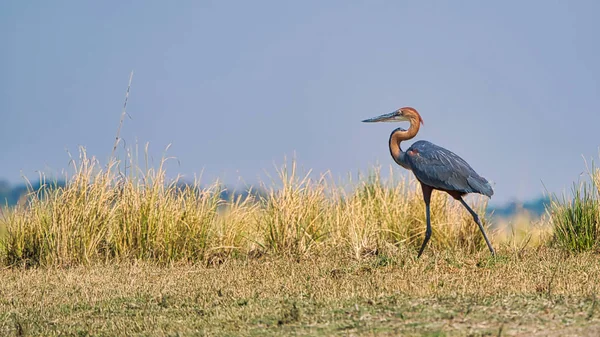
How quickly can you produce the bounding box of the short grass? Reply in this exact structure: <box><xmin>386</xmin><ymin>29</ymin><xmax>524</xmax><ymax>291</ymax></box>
<box><xmin>1</xmin><ymin>248</ymin><xmax>599</xmax><ymax>336</ymax></box>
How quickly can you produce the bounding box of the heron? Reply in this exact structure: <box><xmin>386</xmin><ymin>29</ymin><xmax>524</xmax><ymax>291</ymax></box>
<box><xmin>362</xmin><ymin>107</ymin><xmax>495</xmax><ymax>257</ymax></box>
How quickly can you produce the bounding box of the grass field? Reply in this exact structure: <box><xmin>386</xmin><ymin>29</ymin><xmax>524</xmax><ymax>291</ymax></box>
<box><xmin>1</xmin><ymin>249</ymin><xmax>599</xmax><ymax>336</ymax></box>
<box><xmin>0</xmin><ymin>150</ymin><xmax>599</xmax><ymax>336</ymax></box>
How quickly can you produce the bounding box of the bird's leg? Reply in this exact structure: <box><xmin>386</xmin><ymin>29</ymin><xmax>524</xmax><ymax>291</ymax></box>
<box><xmin>458</xmin><ymin>197</ymin><xmax>496</xmax><ymax>256</ymax></box>
<box><xmin>417</xmin><ymin>184</ymin><xmax>433</xmax><ymax>258</ymax></box>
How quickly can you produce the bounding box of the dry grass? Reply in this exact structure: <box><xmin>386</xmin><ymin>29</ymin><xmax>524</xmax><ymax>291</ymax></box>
<box><xmin>0</xmin><ymin>248</ymin><xmax>599</xmax><ymax>336</ymax></box>
<box><xmin>1</xmin><ymin>148</ymin><xmax>599</xmax><ymax>335</ymax></box>
<box><xmin>0</xmin><ymin>149</ymin><xmax>494</xmax><ymax>267</ymax></box>
<box><xmin>493</xmin><ymin>212</ymin><xmax>553</xmax><ymax>252</ymax></box>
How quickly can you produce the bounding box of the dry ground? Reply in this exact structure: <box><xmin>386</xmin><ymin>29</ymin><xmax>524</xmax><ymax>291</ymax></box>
<box><xmin>1</xmin><ymin>247</ymin><xmax>599</xmax><ymax>336</ymax></box>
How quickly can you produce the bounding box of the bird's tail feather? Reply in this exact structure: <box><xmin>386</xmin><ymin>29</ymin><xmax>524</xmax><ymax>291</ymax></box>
<box><xmin>467</xmin><ymin>176</ymin><xmax>494</xmax><ymax>197</ymax></box>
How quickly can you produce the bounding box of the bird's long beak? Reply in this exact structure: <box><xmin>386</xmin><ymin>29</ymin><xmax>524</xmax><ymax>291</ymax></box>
<box><xmin>362</xmin><ymin>112</ymin><xmax>405</xmax><ymax>123</ymax></box>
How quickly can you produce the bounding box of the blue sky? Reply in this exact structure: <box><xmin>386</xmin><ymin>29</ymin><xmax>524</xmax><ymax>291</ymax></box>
<box><xmin>2</xmin><ymin>1</ymin><xmax>600</xmax><ymax>204</ymax></box>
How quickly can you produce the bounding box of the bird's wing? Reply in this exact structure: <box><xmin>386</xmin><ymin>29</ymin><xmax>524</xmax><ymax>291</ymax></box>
<box><xmin>406</xmin><ymin>141</ymin><xmax>493</xmax><ymax>197</ymax></box>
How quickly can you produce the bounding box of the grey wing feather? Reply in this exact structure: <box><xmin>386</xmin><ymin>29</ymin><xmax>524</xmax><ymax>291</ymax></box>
<box><xmin>406</xmin><ymin>141</ymin><xmax>493</xmax><ymax>197</ymax></box>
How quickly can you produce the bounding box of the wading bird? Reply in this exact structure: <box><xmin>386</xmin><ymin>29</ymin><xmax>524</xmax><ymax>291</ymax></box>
<box><xmin>362</xmin><ymin>107</ymin><xmax>495</xmax><ymax>257</ymax></box>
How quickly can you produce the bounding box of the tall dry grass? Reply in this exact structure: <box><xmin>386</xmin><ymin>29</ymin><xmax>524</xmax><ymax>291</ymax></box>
<box><xmin>0</xmin><ymin>147</ymin><xmax>497</xmax><ymax>267</ymax></box>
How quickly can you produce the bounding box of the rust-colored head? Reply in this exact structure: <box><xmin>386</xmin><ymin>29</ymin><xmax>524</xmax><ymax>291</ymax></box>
<box><xmin>362</xmin><ymin>106</ymin><xmax>424</xmax><ymax>125</ymax></box>
<box><xmin>399</xmin><ymin>107</ymin><xmax>424</xmax><ymax>125</ymax></box>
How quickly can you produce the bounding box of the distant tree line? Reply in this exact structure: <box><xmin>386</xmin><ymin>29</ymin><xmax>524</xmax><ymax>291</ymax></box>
<box><xmin>487</xmin><ymin>197</ymin><xmax>550</xmax><ymax>218</ymax></box>
<box><xmin>0</xmin><ymin>179</ymin><xmax>66</xmax><ymax>206</ymax></box>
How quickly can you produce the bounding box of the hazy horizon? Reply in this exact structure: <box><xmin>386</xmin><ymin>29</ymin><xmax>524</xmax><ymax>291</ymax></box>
<box><xmin>2</xmin><ymin>1</ymin><xmax>600</xmax><ymax>205</ymax></box>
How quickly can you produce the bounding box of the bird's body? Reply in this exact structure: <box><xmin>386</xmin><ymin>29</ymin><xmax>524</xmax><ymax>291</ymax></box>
<box><xmin>363</xmin><ymin>107</ymin><xmax>495</xmax><ymax>257</ymax></box>
<box><xmin>403</xmin><ymin>140</ymin><xmax>494</xmax><ymax>198</ymax></box>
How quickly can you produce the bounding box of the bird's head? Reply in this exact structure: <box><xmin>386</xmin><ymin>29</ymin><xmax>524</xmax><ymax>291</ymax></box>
<box><xmin>362</xmin><ymin>107</ymin><xmax>424</xmax><ymax>125</ymax></box>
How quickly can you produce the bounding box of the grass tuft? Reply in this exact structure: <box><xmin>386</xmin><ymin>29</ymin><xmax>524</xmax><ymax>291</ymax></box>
<box><xmin>548</xmin><ymin>176</ymin><xmax>600</xmax><ymax>253</ymax></box>
<box><xmin>258</xmin><ymin>160</ymin><xmax>329</xmax><ymax>256</ymax></box>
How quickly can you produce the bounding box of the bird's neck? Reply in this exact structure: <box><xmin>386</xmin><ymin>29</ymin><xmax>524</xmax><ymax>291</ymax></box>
<box><xmin>389</xmin><ymin>118</ymin><xmax>420</xmax><ymax>169</ymax></box>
